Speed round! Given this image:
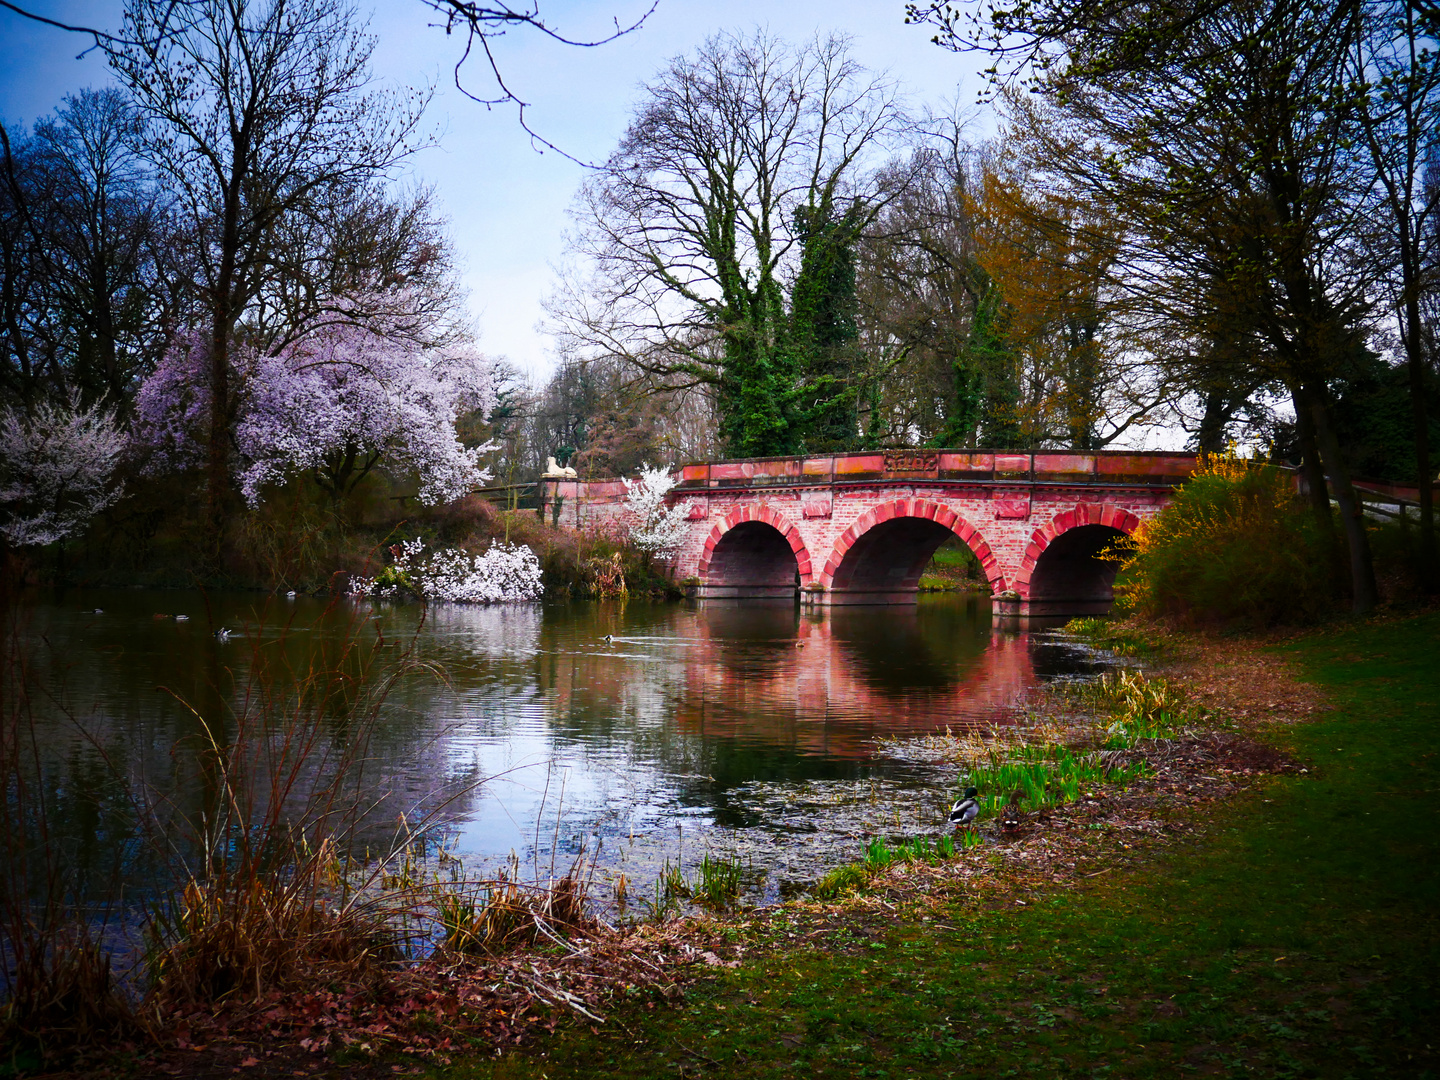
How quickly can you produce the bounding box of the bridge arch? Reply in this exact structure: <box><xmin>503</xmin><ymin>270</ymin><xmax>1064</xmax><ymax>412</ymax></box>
<box><xmin>697</xmin><ymin>505</ymin><xmax>813</xmax><ymax>599</ymax></box>
<box><xmin>819</xmin><ymin>499</ymin><xmax>1004</xmax><ymax>603</ymax></box>
<box><xmin>1011</xmin><ymin>503</ymin><xmax>1140</xmax><ymax>614</ymax></box>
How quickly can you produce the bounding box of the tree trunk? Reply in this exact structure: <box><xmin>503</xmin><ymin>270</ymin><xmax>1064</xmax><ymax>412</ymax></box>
<box><xmin>1297</xmin><ymin>381</ymin><xmax>1379</xmax><ymax>613</ymax></box>
<box><xmin>1296</xmin><ymin>388</ymin><xmax>1336</xmax><ymax>552</ymax></box>
<box><xmin>1402</xmin><ymin>288</ymin><xmax>1436</xmax><ymax>593</ymax></box>
<box><xmin>1197</xmin><ymin>388</ymin><xmax>1229</xmax><ymax>455</ymax></box>
<box><xmin>205</xmin><ymin>306</ymin><xmax>231</xmax><ymax>567</ymax></box>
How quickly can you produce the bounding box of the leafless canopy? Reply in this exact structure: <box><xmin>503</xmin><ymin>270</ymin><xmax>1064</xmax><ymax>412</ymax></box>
<box><xmin>549</xmin><ymin>30</ymin><xmax>914</xmax><ymax>391</ymax></box>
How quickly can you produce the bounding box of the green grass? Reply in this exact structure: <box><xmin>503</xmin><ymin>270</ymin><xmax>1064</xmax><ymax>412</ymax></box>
<box><xmin>813</xmin><ymin>833</ymin><xmax>979</xmax><ymax>900</ymax></box>
<box><xmin>432</xmin><ymin>613</ymin><xmax>1440</xmax><ymax>1079</ymax></box>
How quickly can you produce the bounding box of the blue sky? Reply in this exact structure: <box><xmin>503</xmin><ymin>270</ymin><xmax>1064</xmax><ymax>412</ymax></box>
<box><xmin>0</xmin><ymin>1</ymin><xmax>988</xmax><ymax>381</ymax></box>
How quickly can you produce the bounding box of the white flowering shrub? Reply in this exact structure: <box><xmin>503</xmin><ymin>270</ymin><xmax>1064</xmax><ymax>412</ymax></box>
<box><xmin>0</xmin><ymin>396</ymin><xmax>125</xmax><ymax>546</ymax></box>
<box><xmin>624</xmin><ymin>464</ymin><xmax>692</xmax><ymax>557</ymax></box>
<box><xmin>360</xmin><ymin>539</ymin><xmax>542</xmax><ymax>603</ymax></box>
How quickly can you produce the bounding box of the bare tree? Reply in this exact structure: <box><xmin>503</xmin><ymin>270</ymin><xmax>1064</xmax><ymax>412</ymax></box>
<box><xmin>248</xmin><ymin>181</ymin><xmax>470</xmax><ymax>353</ymax></box>
<box><xmin>854</xmin><ymin>130</ymin><xmax>985</xmax><ymax>445</ymax></box>
<box><xmin>0</xmin><ymin>90</ymin><xmax>179</xmax><ymax>412</ymax></box>
<box><xmin>1347</xmin><ymin>0</ymin><xmax>1440</xmax><ymax>589</ymax></box>
<box><xmin>107</xmin><ymin>0</ymin><xmax>430</xmax><ymax>555</ymax></box>
<box><xmin>549</xmin><ymin>30</ymin><xmax>914</xmax><ymax>457</ymax></box>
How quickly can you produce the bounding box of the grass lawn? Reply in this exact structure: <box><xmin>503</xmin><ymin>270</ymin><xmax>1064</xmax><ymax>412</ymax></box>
<box><xmin>437</xmin><ymin>613</ymin><xmax>1439</xmax><ymax>1079</ymax></box>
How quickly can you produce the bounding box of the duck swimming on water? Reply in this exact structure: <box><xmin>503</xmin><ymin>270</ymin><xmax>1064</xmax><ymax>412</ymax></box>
<box><xmin>949</xmin><ymin>786</ymin><xmax>980</xmax><ymax>826</ymax></box>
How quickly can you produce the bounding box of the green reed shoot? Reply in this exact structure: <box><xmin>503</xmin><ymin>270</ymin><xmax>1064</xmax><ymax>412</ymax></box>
<box><xmin>693</xmin><ymin>853</ymin><xmax>744</xmax><ymax>908</ymax></box>
<box><xmin>654</xmin><ymin>852</ymin><xmax>746</xmax><ymax>910</ymax></box>
<box><xmin>962</xmin><ymin>744</ymin><xmax>1151</xmax><ymax>818</ymax></box>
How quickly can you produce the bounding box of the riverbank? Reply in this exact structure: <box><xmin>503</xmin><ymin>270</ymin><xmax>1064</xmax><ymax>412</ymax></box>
<box><xmin>13</xmin><ymin>489</ymin><xmax>678</xmax><ymax>601</ymax></box>
<box><xmin>430</xmin><ymin>611</ymin><xmax>1438</xmax><ymax>1079</ymax></box>
<box><xmin>14</xmin><ymin>610</ymin><xmax>1436</xmax><ymax>1078</ymax></box>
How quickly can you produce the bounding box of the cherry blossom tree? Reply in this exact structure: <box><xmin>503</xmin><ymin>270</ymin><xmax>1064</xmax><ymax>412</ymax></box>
<box><xmin>133</xmin><ymin>319</ymin><xmax>497</xmax><ymax>507</ymax></box>
<box><xmin>623</xmin><ymin>464</ymin><xmax>692</xmax><ymax>557</ymax></box>
<box><xmin>0</xmin><ymin>395</ymin><xmax>125</xmax><ymax>546</ymax></box>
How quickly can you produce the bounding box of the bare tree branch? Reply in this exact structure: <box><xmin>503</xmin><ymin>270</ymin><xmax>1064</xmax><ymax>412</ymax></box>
<box><xmin>0</xmin><ymin>0</ymin><xmax>191</xmax><ymax>58</ymax></box>
<box><xmin>419</xmin><ymin>0</ymin><xmax>656</xmax><ymax>165</ymax></box>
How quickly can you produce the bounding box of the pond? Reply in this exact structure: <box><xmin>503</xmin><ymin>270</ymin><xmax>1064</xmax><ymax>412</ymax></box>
<box><xmin>5</xmin><ymin>588</ymin><xmax>1114</xmax><ymax>914</ymax></box>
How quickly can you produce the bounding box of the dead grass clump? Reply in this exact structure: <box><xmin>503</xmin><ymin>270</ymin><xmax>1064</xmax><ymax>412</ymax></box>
<box><xmin>437</xmin><ymin>865</ymin><xmax>596</xmax><ymax>957</ymax></box>
<box><xmin>146</xmin><ymin>876</ymin><xmax>398</xmax><ymax>1008</ymax></box>
<box><xmin>0</xmin><ymin>932</ymin><xmax>134</xmax><ymax>1053</ymax></box>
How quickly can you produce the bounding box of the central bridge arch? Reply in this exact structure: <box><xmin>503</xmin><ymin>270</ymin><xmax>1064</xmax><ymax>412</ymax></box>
<box><xmin>820</xmin><ymin>499</ymin><xmax>1003</xmax><ymax>604</ymax></box>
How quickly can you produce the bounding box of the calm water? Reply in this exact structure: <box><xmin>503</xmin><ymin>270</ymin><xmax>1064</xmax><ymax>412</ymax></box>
<box><xmin>7</xmin><ymin>588</ymin><xmax>1110</xmax><ymax>908</ymax></box>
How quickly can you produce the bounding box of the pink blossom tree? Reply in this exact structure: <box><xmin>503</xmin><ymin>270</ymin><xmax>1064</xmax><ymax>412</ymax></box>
<box><xmin>133</xmin><ymin>319</ymin><xmax>497</xmax><ymax>507</ymax></box>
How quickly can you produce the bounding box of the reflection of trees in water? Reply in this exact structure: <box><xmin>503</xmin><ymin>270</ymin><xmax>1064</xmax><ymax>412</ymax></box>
<box><xmin>8</xmin><ymin>593</ymin><xmax>493</xmax><ymax>900</ymax></box>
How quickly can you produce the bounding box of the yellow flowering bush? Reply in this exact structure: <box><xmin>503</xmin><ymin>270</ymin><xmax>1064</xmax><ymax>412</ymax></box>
<box><xmin>1117</xmin><ymin>453</ymin><xmax>1327</xmax><ymax>625</ymax></box>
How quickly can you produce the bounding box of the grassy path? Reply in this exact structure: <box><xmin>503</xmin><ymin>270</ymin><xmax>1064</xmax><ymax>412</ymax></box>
<box><xmin>440</xmin><ymin>615</ymin><xmax>1439</xmax><ymax>1079</ymax></box>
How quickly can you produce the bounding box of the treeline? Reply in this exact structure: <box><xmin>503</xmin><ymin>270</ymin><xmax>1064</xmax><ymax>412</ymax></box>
<box><xmin>1</xmin><ymin>1</ymin><xmax>1437</xmax><ymax>608</ymax></box>
<box><xmin>0</xmin><ymin>0</ymin><xmax>511</xmax><ymax>582</ymax></box>
<box><xmin>533</xmin><ymin>12</ymin><xmax>1440</xmax><ymax>607</ymax></box>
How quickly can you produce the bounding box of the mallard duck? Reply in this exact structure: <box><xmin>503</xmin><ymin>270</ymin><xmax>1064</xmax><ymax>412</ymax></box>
<box><xmin>213</xmin><ymin>627</ymin><xmax>232</xmax><ymax>641</ymax></box>
<box><xmin>949</xmin><ymin>787</ymin><xmax>980</xmax><ymax>826</ymax></box>
<box><xmin>1001</xmin><ymin>790</ymin><xmax>1024</xmax><ymax>833</ymax></box>
<box><xmin>602</xmin><ymin>633</ymin><xmax>613</xmax><ymax>643</ymax></box>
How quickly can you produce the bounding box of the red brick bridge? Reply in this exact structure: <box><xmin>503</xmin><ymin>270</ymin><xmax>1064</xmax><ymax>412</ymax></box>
<box><xmin>540</xmin><ymin>449</ymin><xmax>1199</xmax><ymax>615</ymax></box>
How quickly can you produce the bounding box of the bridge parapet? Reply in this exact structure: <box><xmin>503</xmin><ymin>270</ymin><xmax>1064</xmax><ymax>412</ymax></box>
<box><xmin>676</xmin><ymin>449</ymin><xmax>1197</xmax><ymax>490</ymax></box>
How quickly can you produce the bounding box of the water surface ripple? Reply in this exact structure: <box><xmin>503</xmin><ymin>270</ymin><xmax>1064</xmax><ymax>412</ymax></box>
<box><xmin>13</xmin><ymin>589</ymin><xmax>1111</xmax><ymax>907</ymax></box>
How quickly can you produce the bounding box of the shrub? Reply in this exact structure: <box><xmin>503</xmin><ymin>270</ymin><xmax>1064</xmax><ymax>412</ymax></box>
<box><xmin>813</xmin><ymin>862</ymin><xmax>871</xmax><ymax>900</ymax></box>
<box><xmin>1118</xmin><ymin>454</ymin><xmax>1328</xmax><ymax>625</ymax></box>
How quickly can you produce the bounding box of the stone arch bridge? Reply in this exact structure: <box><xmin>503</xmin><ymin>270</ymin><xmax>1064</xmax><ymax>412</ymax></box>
<box><xmin>540</xmin><ymin>449</ymin><xmax>1198</xmax><ymax>615</ymax></box>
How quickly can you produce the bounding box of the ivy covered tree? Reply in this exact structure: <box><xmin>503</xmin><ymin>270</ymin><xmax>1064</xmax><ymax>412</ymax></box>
<box><xmin>550</xmin><ymin>30</ymin><xmax>914</xmax><ymax>458</ymax></box>
<box><xmin>789</xmin><ymin>199</ymin><xmax>864</xmax><ymax>451</ymax></box>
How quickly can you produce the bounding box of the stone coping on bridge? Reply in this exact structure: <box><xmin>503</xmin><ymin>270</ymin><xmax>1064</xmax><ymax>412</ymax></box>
<box><xmin>673</xmin><ymin>449</ymin><xmax>1199</xmax><ymax>490</ymax></box>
